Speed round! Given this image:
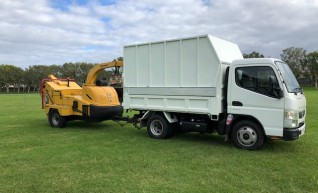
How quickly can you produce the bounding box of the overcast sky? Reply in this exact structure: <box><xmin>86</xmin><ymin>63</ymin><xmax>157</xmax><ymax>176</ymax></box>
<box><xmin>1</xmin><ymin>0</ymin><xmax>317</xmax><ymax>69</ymax></box>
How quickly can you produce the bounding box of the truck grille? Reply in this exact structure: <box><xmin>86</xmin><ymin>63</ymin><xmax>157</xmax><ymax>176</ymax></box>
<box><xmin>299</xmin><ymin>110</ymin><xmax>305</xmax><ymax>119</ymax></box>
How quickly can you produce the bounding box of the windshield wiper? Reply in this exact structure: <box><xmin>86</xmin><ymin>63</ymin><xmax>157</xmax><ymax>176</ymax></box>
<box><xmin>292</xmin><ymin>87</ymin><xmax>303</xmax><ymax>94</ymax></box>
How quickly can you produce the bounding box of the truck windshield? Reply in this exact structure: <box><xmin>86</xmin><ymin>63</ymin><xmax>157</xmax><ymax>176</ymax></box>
<box><xmin>275</xmin><ymin>61</ymin><xmax>301</xmax><ymax>93</ymax></box>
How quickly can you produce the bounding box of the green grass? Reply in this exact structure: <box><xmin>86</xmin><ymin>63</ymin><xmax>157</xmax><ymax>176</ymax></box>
<box><xmin>0</xmin><ymin>89</ymin><xmax>317</xmax><ymax>193</ymax></box>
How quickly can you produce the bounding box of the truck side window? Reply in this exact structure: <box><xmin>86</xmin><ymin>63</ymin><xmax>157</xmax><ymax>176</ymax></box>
<box><xmin>235</xmin><ymin>66</ymin><xmax>278</xmax><ymax>97</ymax></box>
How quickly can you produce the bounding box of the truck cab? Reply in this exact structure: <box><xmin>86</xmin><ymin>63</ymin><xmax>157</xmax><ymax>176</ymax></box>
<box><xmin>227</xmin><ymin>58</ymin><xmax>306</xmax><ymax>149</ymax></box>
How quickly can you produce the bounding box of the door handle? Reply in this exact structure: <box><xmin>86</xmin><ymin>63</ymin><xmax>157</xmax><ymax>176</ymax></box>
<box><xmin>232</xmin><ymin>101</ymin><xmax>243</xmax><ymax>106</ymax></box>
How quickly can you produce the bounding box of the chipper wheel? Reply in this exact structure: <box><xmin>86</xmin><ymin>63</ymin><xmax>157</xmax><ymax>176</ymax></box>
<box><xmin>48</xmin><ymin>109</ymin><xmax>66</xmax><ymax>128</ymax></box>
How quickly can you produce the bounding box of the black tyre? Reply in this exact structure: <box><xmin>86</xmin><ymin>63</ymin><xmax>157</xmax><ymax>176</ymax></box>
<box><xmin>147</xmin><ymin>114</ymin><xmax>174</xmax><ymax>139</ymax></box>
<box><xmin>49</xmin><ymin>109</ymin><xmax>66</xmax><ymax>128</ymax></box>
<box><xmin>231</xmin><ymin>120</ymin><xmax>264</xmax><ymax>150</ymax></box>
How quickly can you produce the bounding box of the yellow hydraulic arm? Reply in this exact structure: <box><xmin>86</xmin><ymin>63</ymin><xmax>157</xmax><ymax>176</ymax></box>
<box><xmin>84</xmin><ymin>60</ymin><xmax>123</xmax><ymax>86</ymax></box>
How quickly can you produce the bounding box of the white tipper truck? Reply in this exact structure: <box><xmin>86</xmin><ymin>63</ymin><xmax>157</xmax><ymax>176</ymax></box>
<box><xmin>123</xmin><ymin>35</ymin><xmax>306</xmax><ymax>150</ymax></box>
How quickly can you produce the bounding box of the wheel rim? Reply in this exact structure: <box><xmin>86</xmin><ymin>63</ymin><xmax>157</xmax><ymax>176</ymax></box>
<box><xmin>150</xmin><ymin>120</ymin><xmax>163</xmax><ymax>136</ymax></box>
<box><xmin>237</xmin><ymin>126</ymin><xmax>257</xmax><ymax>147</ymax></box>
<box><xmin>52</xmin><ymin>113</ymin><xmax>60</xmax><ymax>126</ymax></box>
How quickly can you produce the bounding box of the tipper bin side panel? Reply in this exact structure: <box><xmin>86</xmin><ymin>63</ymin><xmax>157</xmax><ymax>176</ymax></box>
<box><xmin>124</xmin><ymin>36</ymin><xmax>220</xmax><ymax>88</ymax></box>
<box><xmin>124</xmin><ymin>95</ymin><xmax>217</xmax><ymax>114</ymax></box>
<box><xmin>137</xmin><ymin>44</ymin><xmax>150</xmax><ymax>87</ymax></box>
<box><xmin>166</xmin><ymin>41</ymin><xmax>180</xmax><ymax>86</ymax></box>
<box><xmin>181</xmin><ymin>38</ymin><xmax>198</xmax><ymax>87</ymax></box>
<box><xmin>123</xmin><ymin>35</ymin><xmax>242</xmax><ymax>116</ymax></box>
<box><xmin>198</xmin><ymin>37</ymin><xmax>220</xmax><ymax>87</ymax></box>
<box><xmin>150</xmin><ymin>43</ymin><xmax>165</xmax><ymax>86</ymax></box>
<box><xmin>124</xmin><ymin>47</ymin><xmax>138</xmax><ymax>87</ymax></box>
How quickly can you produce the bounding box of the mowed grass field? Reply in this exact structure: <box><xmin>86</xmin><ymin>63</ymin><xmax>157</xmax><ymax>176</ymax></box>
<box><xmin>0</xmin><ymin>89</ymin><xmax>317</xmax><ymax>193</ymax></box>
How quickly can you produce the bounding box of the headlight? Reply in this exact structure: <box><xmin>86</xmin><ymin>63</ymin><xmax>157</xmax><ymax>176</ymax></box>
<box><xmin>285</xmin><ymin>111</ymin><xmax>298</xmax><ymax>120</ymax></box>
<box><xmin>284</xmin><ymin>111</ymin><xmax>299</xmax><ymax>128</ymax></box>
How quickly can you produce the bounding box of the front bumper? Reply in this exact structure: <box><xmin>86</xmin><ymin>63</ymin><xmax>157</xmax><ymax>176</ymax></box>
<box><xmin>283</xmin><ymin>122</ymin><xmax>306</xmax><ymax>141</ymax></box>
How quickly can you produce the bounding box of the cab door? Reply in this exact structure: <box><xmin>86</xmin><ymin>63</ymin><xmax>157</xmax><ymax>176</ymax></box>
<box><xmin>228</xmin><ymin>64</ymin><xmax>284</xmax><ymax>136</ymax></box>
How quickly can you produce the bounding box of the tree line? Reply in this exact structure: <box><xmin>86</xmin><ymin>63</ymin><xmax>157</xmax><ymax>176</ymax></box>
<box><xmin>0</xmin><ymin>62</ymin><xmax>113</xmax><ymax>93</ymax></box>
<box><xmin>1</xmin><ymin>47</ymin><xmax>318</xmax><ymax>93</ymax></box>
<box><xmin>244</xmin><ymin>47</ymin><xmax>318</xmax><ymax>88</ymax></box>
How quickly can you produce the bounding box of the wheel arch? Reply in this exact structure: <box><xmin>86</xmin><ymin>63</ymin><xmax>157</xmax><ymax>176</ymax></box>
<box><xmin>140</xmin><ymin>111</ymin><xmax>178</xmax><ymax>128</ymax></box>
<box><xmin>48</xmin><ymin>107</ymin><xmax>62</xmax><ymax>115</ymax></box>
<box><xmin>230</xmin><ymin>115</ymin><xmax>266</xmax><ymax>137</ymax></box>
<box><xmin>48</xmin><ymin>108</ymin><xmax>56</xmax><ymax>114</ymax></box>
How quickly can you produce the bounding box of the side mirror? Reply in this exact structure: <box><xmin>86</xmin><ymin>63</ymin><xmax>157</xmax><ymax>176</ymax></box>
<box><xmin>269</xmin><ymin>76</ymin><xmax>284</xmax><ymax>99</ymax></box>
<box><xmin>275</xmin><ymin>88</ymin><xmax>284</xmax><ymax>99</ymax></box>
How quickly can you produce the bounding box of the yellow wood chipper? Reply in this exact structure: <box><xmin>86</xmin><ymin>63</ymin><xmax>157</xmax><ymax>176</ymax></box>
<box><xmin>40</xmin><ymin>60</ymin><xmax>123</xmax><ymax>128</ymax></box>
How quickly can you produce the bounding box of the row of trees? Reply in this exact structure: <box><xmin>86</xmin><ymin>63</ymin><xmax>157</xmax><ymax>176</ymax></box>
<box><xmin>1</xmin><ymin>48</ymin><xmax>318</xmax><ymax>93</ymax></box>
<box><xmin>244</xmin><ymin>48</ymin><xmax>318</xmax><ymax>88</ymax></box>
<box><xmin>0</xmin><ymin>62</ymin><xmax>113</xmax><ymax>93</ymax></box>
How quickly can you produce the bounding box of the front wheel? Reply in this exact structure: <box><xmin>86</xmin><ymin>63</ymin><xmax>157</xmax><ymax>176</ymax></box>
<box><xmin>147</xmin><ymin>114</ymin><xmax>174</xmax><ymax>139</ymax></box>
<box><xmin>48</xmin><ymin>109</ymin><xmax>66</xmax><ymax>128</ymax></box>
<box><xmin>231</xmin><ymin>120</ymin><xmax>264</xmax><ymax>150</ymax></box>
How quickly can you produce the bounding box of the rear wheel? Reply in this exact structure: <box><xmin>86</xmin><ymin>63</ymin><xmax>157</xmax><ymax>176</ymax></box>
<box><xmin>147</xmin><ymin>114</ymin><xmax>174</xmax><ymax>139</ymax></box>
<box><xmin>231</xmin><ymin>120</ymin><xmax>264</xmax><ymax>150</ymax></box>
<box><xmin>49</xmin><ymin>109</ymin><xmax>66</xmax><ymax>128</ymax></box>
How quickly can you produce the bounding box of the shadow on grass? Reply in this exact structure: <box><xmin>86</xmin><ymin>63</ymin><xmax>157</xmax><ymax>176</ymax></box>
<box><xmin>173</xmin><ymin>132</ymin><xmax>306</xmax><ymax>153</ymax></box>
<box><xmin>64</xmin><ymin>121</ymin><xmax>110</xmax><ymax>130</ymax></box>
<box><xmin>33</xmin><ymin>117</ymin><xmax>304</xmax><ymax>153</ymax></box>
<box><xmin>262</xmin><ymin>139</ymin><xmax>305</xmax><ymax>153</ymax></box>
<box><xmin>172</xmin><ymin>132</ymin><xmax>232</xmax><ymax>148</ymax></box>
<box><xmin>29</xmin><ymin>118</ymin><xmax>116</xmax><ymax>133</ymax></box>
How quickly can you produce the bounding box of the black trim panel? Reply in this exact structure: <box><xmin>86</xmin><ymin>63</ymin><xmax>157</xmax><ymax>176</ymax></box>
<box><xmin>90</xmin><ymin>105</ymin><xmax>123</xmax><ymax>119</ymax></box>
<box><xmin>283</xmin><ymin>127</ymin><xmax>301</xmax><ymax>141</ymax></box>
